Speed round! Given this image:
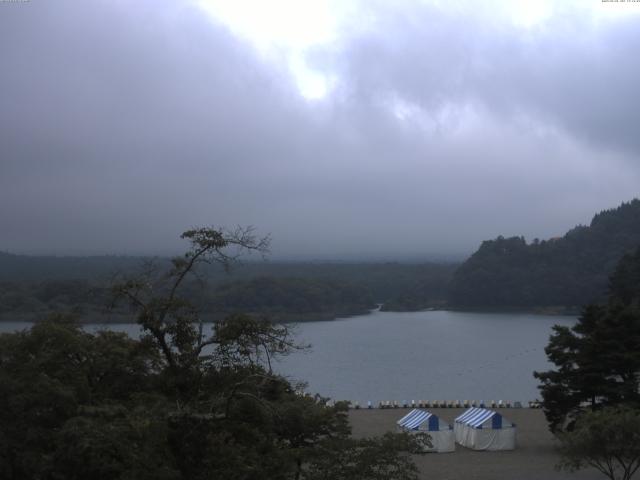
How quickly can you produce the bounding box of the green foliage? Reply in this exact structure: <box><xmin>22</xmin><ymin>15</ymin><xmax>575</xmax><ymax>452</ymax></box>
<box><xmin>303</xmin><ymin>433</ymin><xmax>422</xmax><ymax>480</ymax></box>
<box><xmin>609</xmin><ymin>248</ymin><xmax>640</xmax><ymax>307</ymax></box>
<box><xmin>534</xmin><ymin>246</ymin><xmax>640</xmax><ymax>432</ymax></box>
<box><xmin>0</xmin><ymin>314</ymin><xmax>165</xmax><ymax>479</ymax></box>
<box><xmin>0</xmin><ymin>228</ymin><xmax>420</xmax><ymax>480</ymax></box>
<box><xmin>53</xmin><ymin>404</ymin><xmax>179</xmax><ymax>480</ymax></box>
<box><xmin>0</xmin><ymin>279</ymin><xmax>107</xmax><ymax>317</ymax></box>
<box><xmin>0</xmin><ymin>259</ymin><xmax>457</xmax><ymax>321</ymax></box>
<box><xmin>450</xmin><ymin>199</ymin><xmax>640</xmax><ymax>308</ymax></box>
<box><xmin>377</xmin><ymin>263</ymin><xmax>454</xmax><ymax>311</ymax></box>
<box><xmin>557</xmin><ymin>406</ymin><xmax>640</xmax><ymax>480</ymax></box>
<box><xmin>206</xmin><ymin>276</ymin><xmax>375</xmax><ymax>321</ymax></box>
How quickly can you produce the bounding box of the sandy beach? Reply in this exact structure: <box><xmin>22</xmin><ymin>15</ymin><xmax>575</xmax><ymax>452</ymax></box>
<box><xmin>349</xmin><ymin>408</ymin><xmax>603</xmax><ymax>480</ymax></box>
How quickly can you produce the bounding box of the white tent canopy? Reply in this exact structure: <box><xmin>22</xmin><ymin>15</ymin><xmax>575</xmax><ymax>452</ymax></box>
<box><xmin>396</xmin><ymin>409</ymin><xmax>455</xmax><ymax>453</ymax></box>
<box><xmin>454</xmin><ymin>407</ymin><xmax>516</xmax><ymax>451</ymax></box>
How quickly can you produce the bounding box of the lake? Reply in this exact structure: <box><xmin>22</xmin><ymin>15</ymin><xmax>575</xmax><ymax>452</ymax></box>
<box><xmin>0</xmin><ymin>310</ymin><xmax>573</xmax><ymax>405</ymax></box>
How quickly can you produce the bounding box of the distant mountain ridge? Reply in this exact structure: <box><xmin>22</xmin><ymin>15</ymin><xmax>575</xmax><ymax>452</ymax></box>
<box><xmin>0</xmin><ymin>252</ymin><xmax>148</xmax><ymax>282</ymax></box>
<box><xmin>449</xmin><ymin>199</ymin><xmax>640</xmax><ymax>308</ymax></box>
<box><xmin>0</xmin><ymin>250</ymin><xmax>456</xmax><ymax>322</ymax></box>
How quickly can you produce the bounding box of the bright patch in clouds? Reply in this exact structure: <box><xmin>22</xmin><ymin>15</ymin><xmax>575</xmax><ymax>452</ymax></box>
<box><xmin>507</xmin><ymin>0</ymin><xmax>554</xmax><ymax>28</ymax></box>
<box><xmin>197</xmin><ymin>0</ymin><xmax>337</xmax><ymax>51</ymax></box>
<box><xmin>289</xmin><ymin>56</ymin><xmax>336</xmax><ymax>100</ymax></box>
<box><xmin>195</xmin><ymin>0</ymin><xmax>640</xmax><ymax>101</ymax></box>
<box><xmin>196</xmin><ymin>0</ymin><xmax>341</xmax><ymax>100</ymax></box>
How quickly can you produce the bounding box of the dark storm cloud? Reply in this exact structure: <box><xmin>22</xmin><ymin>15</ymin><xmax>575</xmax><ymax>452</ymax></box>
<box><xmin>0</xmin><ymin>0</ymin><xmax>307</xmax><ymax>254</ymax></box>
<box><xmin>0</xmin><ymin>0</ymin><xmax>638</xmax><ymax>258</ymax></box>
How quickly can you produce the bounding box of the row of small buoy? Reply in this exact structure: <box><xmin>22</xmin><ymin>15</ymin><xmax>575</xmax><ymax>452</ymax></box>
<box><xmin>347</xmin><ymin>399</ymin><xmax>543</xmax><ymax>409</ymax></box>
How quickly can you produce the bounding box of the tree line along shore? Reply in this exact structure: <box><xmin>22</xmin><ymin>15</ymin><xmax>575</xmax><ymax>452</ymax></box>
<box><xmin>1</xmin><ymin>198</ymin><xmax>639</xmax><ymax>323</ymax></box>
<box><xmin>2</xmin><ymin>224</ymin><xmax>640</xmax><ymax>480</ymax></box>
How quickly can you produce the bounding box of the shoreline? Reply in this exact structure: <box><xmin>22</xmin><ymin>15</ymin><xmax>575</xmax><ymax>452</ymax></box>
<box><xmin>444</xmin><ymin>306</ymin><xmax>580</xmax><ymax>316</ymax></box>
<box><xmin>0</xmin><ymin>306</ymin><xmax>579</xmax><ymax>325</ymax></box>
<box><xmin>349</xmin><ymin>408</ymin><xmax>601</xmax><ymax>480</ymax></box>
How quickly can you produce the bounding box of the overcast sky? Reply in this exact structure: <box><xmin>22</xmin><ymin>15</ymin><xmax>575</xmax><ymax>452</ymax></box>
<box><xmin>1</xmin><ymin>0</ymin><xmax>639</xmax><ymax>259</ymax></box>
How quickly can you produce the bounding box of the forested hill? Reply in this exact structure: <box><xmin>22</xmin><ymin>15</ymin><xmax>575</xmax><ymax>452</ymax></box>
<box><xmin>201</xmin><ymin>277</ymin><xmax>375</xmax><ymax>322</ymax></box>
<box><xmin>0</xmin><ymin>252</ymin><xmax>456</xmax><ymax>321</ymax></box>
<box><xmin>449</xmin><ymin>199</ymin><xmax>640</xmax><ymax>309</ymax></box>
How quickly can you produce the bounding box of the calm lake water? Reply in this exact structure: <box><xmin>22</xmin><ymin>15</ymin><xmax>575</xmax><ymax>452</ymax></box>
<box><xmin>0</xmin><ymin>310</ymin><xmax>574</xmax><ymax>405</ymax></box>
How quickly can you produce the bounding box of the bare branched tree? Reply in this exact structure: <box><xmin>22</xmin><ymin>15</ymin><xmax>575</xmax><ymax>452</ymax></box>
<box><xmin>111</xmin><ymin>226</ymin><xmax>274</xmax><ymax>371</ymax></box>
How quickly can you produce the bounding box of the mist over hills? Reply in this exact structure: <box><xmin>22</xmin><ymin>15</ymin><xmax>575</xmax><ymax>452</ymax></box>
<box><xmin>1</xmin><ymin>198</ymin><xmax>639</xmax><ymax>320</ymax></box>
<box><xmin>0</xmin><ymin>252</ymin><xmax>146</xmax><ymax>282</ymax></box>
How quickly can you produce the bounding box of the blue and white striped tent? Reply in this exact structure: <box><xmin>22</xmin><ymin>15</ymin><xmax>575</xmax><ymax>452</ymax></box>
<box><xmin>454</xmin><ymin>408</ymin><xmax>516</xmax><ymax>451</ymax></box>
<box><xmin>455</xmin><ymin>407</ymin><xmax>506</xmax><ymax>429</ymax></box>
<box><xmin>396</xmin><ymin>409</ymin><xmax>454</xmax><ymax>452</ymax></box>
